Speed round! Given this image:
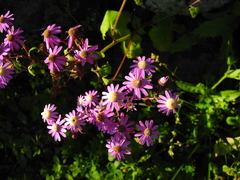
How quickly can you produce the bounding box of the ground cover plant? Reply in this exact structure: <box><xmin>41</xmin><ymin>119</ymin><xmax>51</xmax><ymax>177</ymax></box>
<box><xmin>0</xmin><ymin>0</ymin><xmax>240</xmax><ymax>179</ymax></box>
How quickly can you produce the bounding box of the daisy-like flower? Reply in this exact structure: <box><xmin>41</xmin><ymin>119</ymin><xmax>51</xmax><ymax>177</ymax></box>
<box><xmin>0</xmin><ymin>43</ymin><xmax>10</xmax><ymax>60</ymax></box>
<box><xmin>158</xmin><ymin>76</ymin><xmax>168</xmax><ymax>87</ymax></box>
<box><xmin>74</xmin><ymin>38</ymin><xmax>98</xmax><ymax>66</ymax></box>
<box><xmin>114</xmin><ymin>112</ymin><xmax>135</xmax><ymax>139</ymax></box>
<box><xmin>130</xmin><ymin>56</ymin><xmax>156</xmax><ymax>78</ymax></box>
<box><xmin>0</xmin><ymin>62</ymin><xmax>14</xmax><ymax>87</ymax></box>
<box><xmin>44</xmin><ymin>46</ymin><xmax>67</xmax><ymax>72</ymax></box>
<box><xmin>64</xmin><ymin>110</ymin><xmax>86</xmax><ymax>132</ymax></box>
<box><xmin>42</xmin><ymin>24</ymin><xmax>62</xmax><ymax>49</ymax></box>
<box><xmin>123</xmin><ymin>98</ymin><xmax>137</xmax><ymax>112</ymax></box>
<box><xmin>88</xmin><ymin>107</ymin><xmax>116</xmax><ymax>134</ymax></box>
<box><xmin>102</xmin><ymin>83</ymin><xmax>128</xmax><ymax>111</ymax></box>
<box><xmin>134</xmin><ymin>120</ymin><xmax>159</xmax><ymax>147</ymax></box>
<box><xmin>41</xmin><ymin>104</ymin><xmax>59</xmax><ymax>124</ymax></box>
<box><xmin>66</xmin><ymin>25</ymin><xmax>81</xmax><ymax>49</ymax></box>
<box><xmin>106</xmin><ymin>136</ymin><xmax>131</xmax><ymax>161</ymax></box>
<box><xmin>4</xmin><ymin>26</ymin><xmax>24</xmax><ymax>51</ymax></box>
<box><xmin>157</xmin><ymin>90</ymin><xmax>181</xmax><ymax>116</ymax></box>
<box><xmin>76</xmin><ymin>95</ymin><xmax>86</xmax><ymax>112</ymax></box>
<box><xmin>0</xmin><ymin>11</ymin><xmax>14</xmax><ymax>33</ymax></box>
<box><xmin>84</xmin><ymin>90</ymin><xmax>99</xmax><ymax>108</ymax></box>
<box><xmin>122</xmin><ymin>72</ymin><xmax>153</xmax><ymax>100</ymax></box>
<box><xmin>47</xmin><ymin>115</ymin><xmax>67</xmax><ymax>142</ymax></box>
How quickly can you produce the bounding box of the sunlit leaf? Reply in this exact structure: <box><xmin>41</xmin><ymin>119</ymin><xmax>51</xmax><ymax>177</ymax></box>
<box><xmin>176</xmin><ymin>81</ymin><xmax>206</xmax><ymax>94</ymax></box>
<box><xmin>121</xmin><ymin>34</ymin><xmax>142</xmax><ymax>59</ymax></box>
<box><xmin>189</xmin><ymin>6</ymin><xmax>200</xmax><ymax>18</ymax></box>
<box><xmin>134</xmin><ymin>0</ymin><xmax>143</xmax><ymax>5</ymax></box>
<box><xmin>226</xmin><ymin>69</ymin><xmax>240</xmax><ymax>80</ymax></box>
<box><xmin>226</xmin><ymin>137</ymin><xmax>240</xmax><ymax>151</ymax></box>
<box><xmin>100</xmin><ymin>10</ymin><xmax>129</xmax><ymax>40</ymax></box>
<box><xmin>226</xmin><ymin>116</ymin><xmax>240</xmax><ymax>126</ymax></box>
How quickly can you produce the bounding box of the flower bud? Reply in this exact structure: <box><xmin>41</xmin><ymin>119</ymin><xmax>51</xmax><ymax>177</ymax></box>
<box><xmin>158</xmin><ymin>76</ymin><xmax>168</xmax><ymax>86</ymax></box>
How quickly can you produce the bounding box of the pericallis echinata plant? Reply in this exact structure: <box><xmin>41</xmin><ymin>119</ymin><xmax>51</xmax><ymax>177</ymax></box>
<box><xmin>1</xmin><ymin>0</ymin><xmax>240</xmax><ymax>179</ymax></box>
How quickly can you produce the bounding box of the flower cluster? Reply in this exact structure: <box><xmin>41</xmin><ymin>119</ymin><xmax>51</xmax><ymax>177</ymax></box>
<box><xmin>0</xmin><ymin>10</ymin><xmax>182</xmax><ymax>161</ymax></box>
<box><xmin>41</xmin><ymin>53</ymin><xmax>181</xmax><ymax>161</ymax></box>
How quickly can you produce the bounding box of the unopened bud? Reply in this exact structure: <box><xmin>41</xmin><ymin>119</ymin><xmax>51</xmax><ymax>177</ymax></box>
<box><xmin>158</xmin><ymin>76</ymin><xmax>168</xmax><ymax>86</ymax></box>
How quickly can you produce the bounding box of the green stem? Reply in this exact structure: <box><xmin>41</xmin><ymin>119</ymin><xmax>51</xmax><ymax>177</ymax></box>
<box><xmin>171</xmin><ymin>143</ymin><xmax>200</xmax><ymax>180</ymax></box>
<box><xmin>211</xmin><ymin>65</ymin><xmax>231</xmax><ymax>90</ymax></box>
<box><xmin>207</xmin><ymin>151</ymin><xmax>211</xmax><ymax>180</ymax></box>
<box><xmin>100</xmin><ymin>34</ymin><xmax>131</xmax><ymax>53</ymax></box>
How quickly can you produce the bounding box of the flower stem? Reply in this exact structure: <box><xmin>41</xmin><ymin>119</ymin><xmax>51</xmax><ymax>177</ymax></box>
<box><xmin>100</xmin><ymin>34</ymin><xmax>131</xmax><ymax>53</ymax></box>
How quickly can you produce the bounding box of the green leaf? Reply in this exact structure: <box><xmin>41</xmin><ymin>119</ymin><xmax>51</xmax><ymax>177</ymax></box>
<box><xmin>134</xmin><ymin>0</ymin><xmax>143</xmax><ymax>5</ymax></box>
<box><xmin>193</xmin><ymin>15</ymin><xmax>240</xmax><ymax>38</ymax></box>
<box><xmin>18</xmin><ymin>111</ymin><xmax>27</xmax><ymax>125</ymax></box>
<box><xmin>226</xmin><ymin>137</ymin><xmax>240</xmax><ymax>151</ymax></box>
<box><xmin>189</xmin><ymin>7</ymin><xmax>200</xmax><ymax>18</ymax></box>
<box><xmin>100</xmin><ymin>10</ymin><xmax>129</xmax><ymax>40</ymax></box>
<box><xmin>214</xmin><ymin>139</ymin><xmax>230</xmax><ymax>157</ymax></box>
<box><xmin>121</xmin><ymin>34</ymin><xmax>142</xmax><ymax>59</ymax></box>
<box><xmin>226</xmin><ymin>69</ymin><xmax>240</xmax><ymax>80</ymax></box>
<box><xmin>211</xmin><ymin>90</ymin><xmax>240</xmax><ymax>104</ymax></box>
<box><xmin>169</xmin><ymin>34</ymin><xmax>198</xmax><ymax>53</ymax></box>
<box><xmin>226</xmin><ymin>116</ymin><xmax>240</xmax><ymax>126</ymax></box>
<box><xmin>176</xmin><ymin>81</ymin><xmax>206</xmax><ymax>94</ymax></box>
<box><xmin>222</xmin><ymin>165</ymin><xmax>235</xmax><ymax>176</ymax></box>
<box><xmin>149</xmin><ymin>13</ymin><xmax>174</xmax><ymax>52</ymax></box>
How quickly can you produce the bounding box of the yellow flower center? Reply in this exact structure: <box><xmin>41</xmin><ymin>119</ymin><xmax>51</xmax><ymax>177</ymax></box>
<box><xmin>113</xmin><ymin>145</ymin><xmax>121</xmax><ymax>153</ymax></box>
<box><xmin>96</xmin><ymin>113</ymin><xmax>104</xmax><ymax>122</ymax></box>
<box><xmin>48</xmin><ymin>54</ymin><xmax>56</xmax><ymax>63</ymax></box>
<box><xmin>69</xmin><ymin>116</ymin><xmax>79</xmax><ymax>126</ymax></box>
<box><xmin>144</xmin><ymin>128</ymin><xmax>152</xmax><ymax>136</ymax></box>
<box><xmin>137</xmin><ymin>61</ymin><xmax>147</xmax><ymax>69</ymax></box>
<box><xmin>43</xmin><ymin>29</ymin><xmax>51</xmax><ymax>38</ymax></box>
<box><xmin>78</xmin><ymin>99</ymin><xmax>84</xmax><ymax>105</ymax></box>
<box><xmin>42</xmin><ymin>110</ymin><xmax>51</xmax><ymax>119</ymax></box>
<box><xmin>7</xmin><ymin>34</ymin><xmax>14</xmax><ymax>41</ymax></box>
<box><xmin>0</xmin><ymin>67</ymin><xmax>5</xmax><ymax>76</ymax></box>
<box><xmin>68</xmin><ymin>27</ymin><xmax>79</xmax><ymax>37</ymax></box>
<box><xmin>166</xmin><ymin>98</ymin><xmax>177</xmax><ymax>109</ymax></box>
<box><xmin>108</xmin><ymin>91</ymin><xmax>118</xmax><ymax>102</ymax></box>
<box><xmin>132</xmin><ymin>79</ymin><xmax>142</xmax><ymax>88</ymax></box>
<box><xmin>86</xmin><ymin>95</ymin><xmax>93</xmax><ymax>102</ymax></box>
<box><xmin>52</xmin><ymin>123</ymin><xmax>59</xmax><ymax>132</ymax></box>
<box><xmin>118</xmin><ymin>125</ymin><xmax>126</xmax><ymax>133</ymax></box>
<box><xmin>80</xmin><ymin>50</ymin><xmax>88</xmax><ymax>59</ymax></box>
<box><xmin>0</xmin><ymin>17</ymin><xmax>4</xmax><ymax>23</ymax></box>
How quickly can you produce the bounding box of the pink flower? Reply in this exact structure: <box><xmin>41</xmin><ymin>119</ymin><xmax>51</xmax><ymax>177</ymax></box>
<box><xmin>41</xmin><ymin>104</ymin><xmax>59</xmax><ymax>124</ymax></box>
<box><xmin>66</xmin><ymin>25</ymin><xmax>81</xmax><ymax>49</ymax></box>
<box><xmin>114</xmin><ymin>112</ymin><xmax>135</xmax><ymax>139</ymax></box>
<box><xmin>88</xmin><ymin>107</ymin><xmax>116</xmax><ymax>134</ymax></box>
<box><xmin>4</xmin><ymin>26</ymin><xmax>24</xmax><ymax>51</ymax></box>
<box><xmin>64</xmin><ymin>110</ymin><xmax>86</xmax><ymax>133</ymax></box>
<box><xmin>122</xmin><ymin>98</ymin><xmax>137</xmax><ymax>112</ymax></box>
<box><xmin>74</xmin><ymin>38</ymin><xmax>98</xmax><ymax>66</ymax></box>
<box><xmin>0</xmin><ymin>62</ymin><xmax>14</xmax><ymax>88</ymax></box>
<box><xmin>47</xmin><ymin>115</ymin><xmax>67</xmax><ymax>142</ymax></box>
<box><xmin>0</xmin><ymin>43</ymin><xmax>10</xmax><ymax>60</ymax></box>
<box><xmin>84</xmin><ymin>90</ymin><xmax>99</xmax><ymax>108</ymax></box>
<box><xmin>76</xmin><ymin>95</ymin><xmax>86</xmax><ymax>112</ymax></box>
<box><xmin>0</xmin><ymin>11</ymin><xmax>14</xmax><ymax>33</ymax></box>
<box><xmin>42</xmin><ymin>24</ymin><xmax>62</xmax><ymax>49</ymax></box>
<box><xmin>158</xmin><ymin>76</ymin><xmax>168</xmax><ymax>86</ymax></box>
<box><xmin>157</xmin><ymin>90</ymin><xmax>181</xmax><ymax>116</ymax></box>
<box><xmin>122</xmin><ymin>72</ymin><xmax>153</xmax><ymax>100</ymax></box>
<box><xmin>134</xmin><ymin>120</ymin><xmax>159</xmax><ymax>146</ymax></box>
<box><xmin>44</xmin><ymin>46</ymin><xmax>67</xmax><ymax>72</ymax></box>
<box><xmin>102</xmin><ymin>83</ymin><xmax>128</xmax><ymax>111</ymax></box>
<box><xmin>130</xmin><ymin>56</ymin><xmax>156</xmax><ymax>78</ymax></box>
<box><xmin>106</xmin><ymin>136</ymin><xmax>131</xmax><ymax>161</ymax></box>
